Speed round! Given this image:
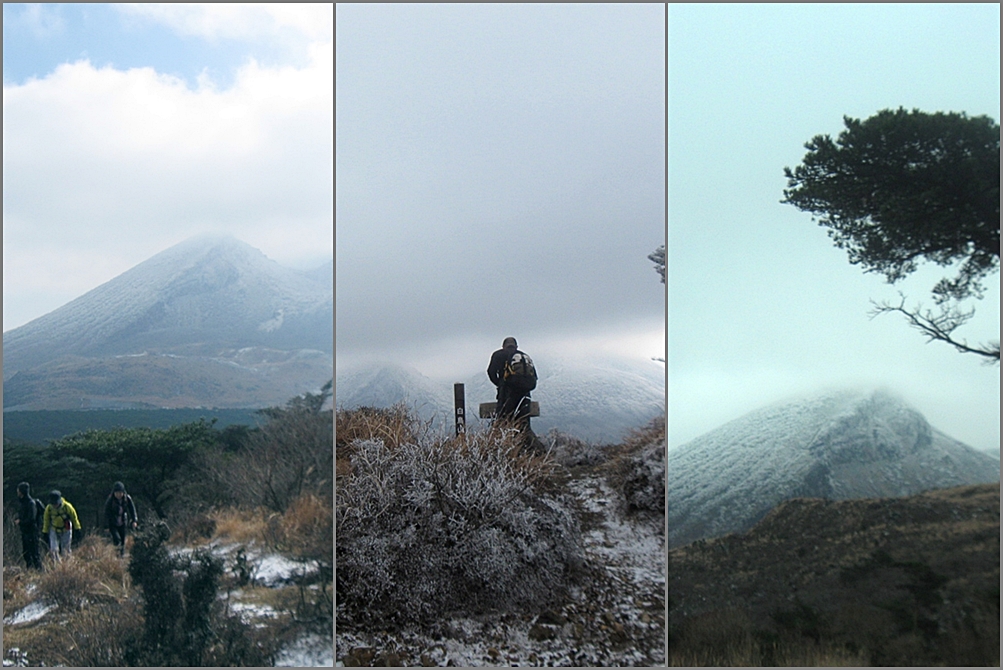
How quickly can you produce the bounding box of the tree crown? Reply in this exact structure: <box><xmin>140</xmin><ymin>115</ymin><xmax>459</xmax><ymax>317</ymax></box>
<box><xmin>783</xmin><ymin>108</ymin><xmax>999</xmax><ymax>302</ymax></box>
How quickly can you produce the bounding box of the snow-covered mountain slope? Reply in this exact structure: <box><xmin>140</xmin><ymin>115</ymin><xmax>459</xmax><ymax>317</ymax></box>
<box><xmin>335</xmin><ymin>356</ymin><xmax>665</xmax><ymax>443</ymax></box>
<box><xmin>335</xmin><ymin>363</ymin><xmax>451</xmax><ymax>420</ymax></box>
<box><xmin>3</xmin><ymin>236</ymin><xmax>332</xmax><ymax>409</ymax></box>
<box><xmin>3</xmin><ymin>235</ymin><xmax>332</xmax><ymax>375</ymax></box>
<box><xmin>667</xmin><ymin>388</ymin><xmax>1000</xmax><ymax>549</ymax></box>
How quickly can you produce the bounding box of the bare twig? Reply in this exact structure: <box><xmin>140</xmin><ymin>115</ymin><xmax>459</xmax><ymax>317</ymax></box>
<box><xmin>869</xmin><ymin>292</ymin><xmax>1000</xmax><ymax>363</ymax></box>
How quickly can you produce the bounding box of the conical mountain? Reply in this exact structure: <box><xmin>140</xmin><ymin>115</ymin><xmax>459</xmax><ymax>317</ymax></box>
<box><xmin>667</xmin><ymin>388</ymin><xmax>1000</xmax><ymax>548</ymax></box>
<box><xmin>3</xmin><ymin>235</ymin><xmax>332</xmax><ymax>410</ymax></box>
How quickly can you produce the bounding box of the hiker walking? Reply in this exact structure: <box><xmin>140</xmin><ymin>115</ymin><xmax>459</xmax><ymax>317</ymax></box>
<box><xmin>487</xmin><ymin>336</ymin><xmax>538</xmax><ymax>425</ymax></box>
<box><xmin>15</xmin><ymin>482</ymin><xmax>44</xmax><ymax>570</ymax></box>
<box><xmin>42</xmin><ymin>491</ymin><xmax>81</xmax><ymax>561</ymax></box>
<box><xmin>104</xmin><ymin>481</ymin><xmax>138</xmax><ymax>557</ymax></box>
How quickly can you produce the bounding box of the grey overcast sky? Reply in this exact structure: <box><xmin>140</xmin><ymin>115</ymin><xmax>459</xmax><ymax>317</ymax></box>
<box><xmin>669</xmin><ymin>4</ymin><xmax>1000</xmax><ymax>452</ymax></box>
<box><xmin>335</xmin><ymin>4</ymin><xmax>666</xmax><ymax>381</ymax></box>
<box><xmin>3</xmin><ymin>4</ymin><xmax>333</xmax><ymax>332</ymax></box>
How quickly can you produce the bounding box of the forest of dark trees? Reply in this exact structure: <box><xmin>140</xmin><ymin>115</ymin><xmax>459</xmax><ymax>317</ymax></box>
<box><xmin>3</xmin><ymin>388</ymin><xmax>332</xmax><ymax>544</ymax></box>
<box><xmin>2</xmin><ymin>408</ymin><xmax>263</xmax><ymax>445</ymax></box>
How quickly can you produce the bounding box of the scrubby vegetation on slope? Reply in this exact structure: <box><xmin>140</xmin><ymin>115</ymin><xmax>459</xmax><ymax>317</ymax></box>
<box><xmin>668</xmin><ymin>483</ymin><xmax>1000</xmax><ymax>666</ymax></box>
<box><xmin>336</xmin><ymin>405</ymin><xmax>667</xmax><ymax>666</ymax></box>
<box><xmin>3</xmin><ymin>498</ymin><xmax>330</xmax><ymax>667</ymax></box>
<box><xmin>338</xmin><ymin>419</ymin><xmax>583</xmax><ymax>626</ymax></box>
<box><xmin>3</xmin><ymin>388</ymin><xmax>333</xmax><ymax>667</ymax></box>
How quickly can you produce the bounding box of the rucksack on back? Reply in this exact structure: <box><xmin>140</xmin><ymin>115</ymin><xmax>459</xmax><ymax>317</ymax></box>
<box><xmin>33</xmin><ymin>498</ymin><xmax>44</xmax><ymax>528</ymax></box>
<box><xmin>504</xmin><ymin>352</ymin><xmax>537</xmax><ymax>391</ymax></box>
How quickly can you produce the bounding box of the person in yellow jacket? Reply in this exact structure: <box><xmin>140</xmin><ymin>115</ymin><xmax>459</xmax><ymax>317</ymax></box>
<box><xmin>42</xmin><ymin>490</ymin><xmax>81</xmax><ymax>561</ymax></box>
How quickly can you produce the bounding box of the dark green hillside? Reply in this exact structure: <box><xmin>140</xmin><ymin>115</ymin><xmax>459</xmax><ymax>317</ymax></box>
<box><xmin>669</xmin><ymin>483</ymin><xmax>1000</xmax><ymax>666</ymax></box>
<box><xmin>3</xmin><ymin>408</ymin><xmax>263</xmax><ymax>444</ymax></box>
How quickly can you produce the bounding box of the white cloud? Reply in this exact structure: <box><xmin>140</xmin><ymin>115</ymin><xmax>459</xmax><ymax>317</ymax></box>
<box><xmin>2</xmin><ymin>29</ymin><xmax>332</xmax><ymax>331</ymax></box>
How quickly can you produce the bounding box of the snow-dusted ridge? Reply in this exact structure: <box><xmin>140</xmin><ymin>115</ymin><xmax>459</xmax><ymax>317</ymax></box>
<box><xmin>2</xmin><ymin>235</ymin><xmax>332</xmax><ymax>409</ymax></box>
<box><xmin>3</xmin><ymin>235</ymin><xmax>332</xmax><ymax>375</ymax></box>
<box><xmin>335</xmin><ymin>355</ymin><xmax>665</xmax><ymax>443</ymax></box>
<box><xmin>667</xmin><ymin>387</ymin><xmax>1000</xmax><ymax>549</ymax></box>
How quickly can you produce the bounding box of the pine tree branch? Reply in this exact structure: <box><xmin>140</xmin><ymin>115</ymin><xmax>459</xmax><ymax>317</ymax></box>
<box><xmin>869</xmin><ymin>293</ymin><xmax>1000</xmax><ymax>363</ymax></box>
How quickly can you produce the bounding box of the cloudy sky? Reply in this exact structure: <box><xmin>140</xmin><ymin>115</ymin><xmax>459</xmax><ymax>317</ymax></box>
<box><xmin>335</xmin><ymin>4</ymin><xmax>666</xmax><ymax>382</ymax></box>
<box><xmin>669</xmin><ymin>4</ymin><xmax>1000</xmax><ymax>453</ymax></box>
<box><xmin>3</xmin><ymin>3</ymin><xmax>333</xmax><ymax>332</ymax></box>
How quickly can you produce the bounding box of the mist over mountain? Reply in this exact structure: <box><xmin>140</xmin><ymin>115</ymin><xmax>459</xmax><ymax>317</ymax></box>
<box><xmin>335</xmin><ymin>355</ymin><xmax>665</xmax><ymax>443</ymax></box>
<box><xmin>666</xmin><ymin>388</ymin><xmax>1000</xmax><ymax>549</ymax></box>
<box><xmin>3</xmin><ymin>235</ymin><xmax>332</xmax><ymax>410</ymax></box>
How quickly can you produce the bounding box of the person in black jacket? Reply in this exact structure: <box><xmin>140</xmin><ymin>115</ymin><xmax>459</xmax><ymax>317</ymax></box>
<box><xmin>104</xmin><ymin>482</ymin><xmax>138</xmax><ymax>557</ymax></box>
<box><xmin>15</xmin><ymin>482</ymin><xmax>43</xmax><ymax>570</ymax></box>
<box><xmin>487</xmin><ymin>337</ymin><xmax>538</xmax><ymax>422</ymax></box>
<box><xmin>488</xmin><ymin>337</ymin><xmax>520</xmax><ymax>419</ymax></box>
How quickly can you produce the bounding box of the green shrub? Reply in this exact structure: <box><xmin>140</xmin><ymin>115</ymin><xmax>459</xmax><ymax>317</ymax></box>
<box><xmin>126</xmin><ymin>521</ymin><xmax>276</xmax><ymax>666</ymax></box>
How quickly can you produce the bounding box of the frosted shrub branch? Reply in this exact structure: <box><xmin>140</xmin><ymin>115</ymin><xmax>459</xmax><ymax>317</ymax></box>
<box><xmin>336</xmin><ymin>425</ymin><xmax>582</xmax><ymax>627</ymax></box>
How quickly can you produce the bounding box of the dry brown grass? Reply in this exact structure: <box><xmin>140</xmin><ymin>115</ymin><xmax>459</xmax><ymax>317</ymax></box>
<box><xmin>61</xmin><ymin>600</ymin><xmax>142</xmax><ymax>667</ymax></box>
<box><xmin>267</xmin><ymin>493</ymin><xmax>333</xmax><ymax>559</ymax></box>
<box><xmin>618</xmin><ymin>412</ymin><xmax>666</xmax><ymax>454</ymax></box>
<box><xmin>2</xmin><ymin>565</ymin><xmax>34</xmax><ymax>618</ymax></box>
<box><xmin>336</xmin><ymin>403</ymin><xmax>428</xmax><ymax>453</ymax></box>
<box><xmin>206</xmin><ymin>494</ymin><xmax>332</xmax><ymax>561</ymax></box>
<box><xmin>3</xmin><ymin>536</ymin><xmax>138</xmax><ymax>667</ymax></box>
<box><xmin>210</xmin><ymin>506</ymin><xmax>275</xmax><ymax>545</ymax></box>
<box><xmin>336</xmin><ymin>404</ymin><xmax>560</xmax><ymax>494</ymax></box>
<box><xmin>602</xmin><ymin>413</ymin><xmax>665</xmax><ymax>479</ymax></box>
<box><xmin>599</xmin><ymin>413</ymin><xmax>665</xmax><ymax>518</ymax></box>
<box><xmin>170</xmin><ymin>512</ymin><xmax>218</xmax><ymax>545</ymax></box>
<box><xmin>34</xmin><ymin>536</ymin><xmax>130</xmax><ymax>610</ymax></box>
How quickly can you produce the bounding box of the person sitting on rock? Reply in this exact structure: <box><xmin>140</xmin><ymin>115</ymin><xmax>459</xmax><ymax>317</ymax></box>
<box><xmin>487</xmin><ymin>337</ymin><xmax>542</xmax><ymax>456</ymax></box>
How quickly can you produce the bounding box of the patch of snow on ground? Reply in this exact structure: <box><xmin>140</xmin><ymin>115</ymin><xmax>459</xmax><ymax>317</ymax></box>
<box><xmin>229</xmin><ymin>601</ymin><xmax>279</xmax><ymax>627</ymax></box>
<box><xmin>172</xmin><ymin>542</ymin><xmax>318</xmax><ymax>587</ymax></box>
<box><xmin>253</xmin><ymin>553</ymin><xmax>319</xmax><ymax>586</ymax></box>
<box><xmin>276</xmin><ymin>633</ymin><xmax>334</xmax><ymax>667</ymax></box>
<box><xmin>3</xmin><ymin>601</ymin><xmax>54</xmax><ymax>626</ymax></box>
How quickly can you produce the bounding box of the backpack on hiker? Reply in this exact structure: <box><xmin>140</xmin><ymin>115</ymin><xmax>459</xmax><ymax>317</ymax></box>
<box><xmin>503</xmin><ymin>352</ymin><xmax>538</xmax><ymax>392</ymax></box>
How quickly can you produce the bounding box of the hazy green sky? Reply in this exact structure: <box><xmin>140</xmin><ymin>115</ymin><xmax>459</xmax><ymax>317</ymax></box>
<box><xmin>669</xmin><ymin>4</ymin><xmax>1000</xmax><ymax>451</ymax></box>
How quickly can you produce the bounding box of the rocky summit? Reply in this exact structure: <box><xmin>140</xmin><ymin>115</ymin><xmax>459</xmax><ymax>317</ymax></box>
<box><xmin>2</xmin><ymin>235</ymin><xmax>332</xmax><ymax>410</ymax></box>
<box><xmin>667</xmin><ymin>388</ymin><xmax>1000</xmax><ymax>549</ymax></box>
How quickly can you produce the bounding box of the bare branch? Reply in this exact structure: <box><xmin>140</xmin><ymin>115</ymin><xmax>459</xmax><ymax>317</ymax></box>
<box><xmin>869</xmin><ymin>293</ymin><xmax>1000</xmax><ymax>363</ymax></box>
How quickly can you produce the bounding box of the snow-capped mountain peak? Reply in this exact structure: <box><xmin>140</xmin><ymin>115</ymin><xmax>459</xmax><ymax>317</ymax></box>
<box><xmin>666</xmin><ymin>387</ymin><xmax>999</xmax><ymax>548</ymax></box>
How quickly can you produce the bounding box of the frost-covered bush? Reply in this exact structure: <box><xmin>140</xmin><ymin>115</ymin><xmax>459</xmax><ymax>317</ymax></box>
<box><xmin>545</xmin><ymin>428</ymin><xmax>615</xmax><ymax>468</ymax></box>
<box><xmin>620</xmin><ymin>441</ymin><xmax>666</xmax><ymax>517</ymax></box>
<box><xmin>336</xmin><ymin>428</ymin><xmax>583</xmax><ymax>627</ymax></box>
<box><xmin>607</xmin><ymin>416</ymin><xmax>666</xmax><ymax>518</ymax></box>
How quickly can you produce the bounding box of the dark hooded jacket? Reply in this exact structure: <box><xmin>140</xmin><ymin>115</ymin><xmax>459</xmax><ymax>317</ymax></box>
<box><xmin>16</xmin><ymin>483</ymin><xmax>43</xmax><ymax>532</ymax></box>
<box><xmin>105</xmin><ymin>490</ymin><xmax>138</xmax><ymax>530</ymax></box>
<box><xmin>487</xmin><ymin>348</ymin><xmax>514</xmax><ymax>387</ymax></box>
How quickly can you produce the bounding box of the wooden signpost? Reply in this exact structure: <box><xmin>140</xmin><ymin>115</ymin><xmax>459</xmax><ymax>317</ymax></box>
<box><xmin>454</xmin><ymin>383</ymin><xmax>540</xmax><ymax>433</ymax></box>
<box><xmin>454</xmin><ymin>383</ymin><xmax>466</xmax><ymax>435</ymax></box>
<box><xmin>478</xmin><ymin>401</ymin><xmax>540</xmax><ymax>418</ymax></box>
